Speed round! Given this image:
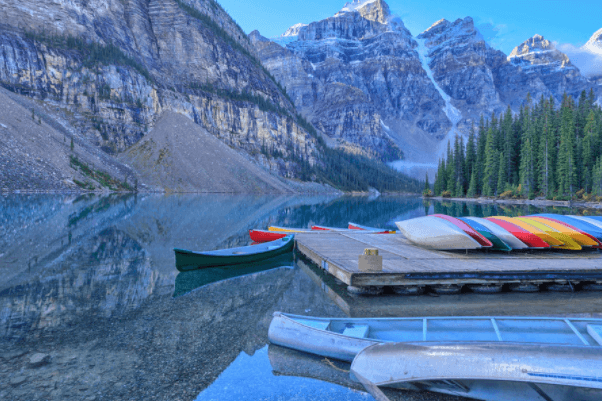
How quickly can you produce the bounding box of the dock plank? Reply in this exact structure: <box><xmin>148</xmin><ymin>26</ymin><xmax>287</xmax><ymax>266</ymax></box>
<box><xmin>294</xmin><ymin>232</ymin><xmax>602</xmax><ymax>287</ymax></box>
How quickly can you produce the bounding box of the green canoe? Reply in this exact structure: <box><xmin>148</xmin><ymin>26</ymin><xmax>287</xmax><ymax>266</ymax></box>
<box><xmin>174</xmin><ymin>235</ymin><xmax>295</xmax><ymax>271</ymax></box>
<box><xmin>174</xmin><ymin>253</ymin><xmax>294</xmax><ymax>297</ymax></box>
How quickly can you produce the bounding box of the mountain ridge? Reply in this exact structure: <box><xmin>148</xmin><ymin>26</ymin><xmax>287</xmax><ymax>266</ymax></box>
<box><xmin>254</xmin><ymin>0</ymin><xmax>601</xmax><ymax>177</ymax></box>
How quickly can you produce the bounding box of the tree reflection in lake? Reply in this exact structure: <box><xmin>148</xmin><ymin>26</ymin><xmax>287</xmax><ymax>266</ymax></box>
<box><xmin>3</xmin><ymin>193</ymin><xmax>597</xmax><ymax>400</ymax></box>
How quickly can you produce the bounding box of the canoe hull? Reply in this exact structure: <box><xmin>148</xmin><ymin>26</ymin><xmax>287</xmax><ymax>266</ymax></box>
<box><xmin>348</xmin><ymin>222</ymin><xmax>396</xmax><ymax>233</ymax></box>
<box><xmin>459</xmin><ymin>218</ymin><xmax>511</xmax><ymax>251</ymax></box>
<box><xmin>351</xmin><ymin>342</ymin><xmax>602</xmax><ymax>401</ymax></box>
<box><xmin>433</xmin><ymin>214</ymin><xmax>493</xmax><ymax>247</ymax></box>
<box><xmin>249</xmin><ymin>229</ymin><xmax>287</xmax><ymax>243</ymax></box>
<box><xmin>485</xmin><ymin>217</ymin><xmax>550</xmax><ymax>248</ymax></box>
<box><xmin>464</xmin><ymin>217</ymin><xmax>528</xmax><ymax>250</ymax></box>
<box><xmin>174</xmin><ymin>236</ymin><xmax>295</xmax><ymax>271</ymax></box>
<box><xmin>534</xmin><ymin>215</ymin><xmax>602</xmax><ymax>247</ymax></box>
<box><xmin>269</xmin><ymin>312</ymin><xmax>602</xmax><ymax>363</ymax></box>
<box><xmin>268</xmin><ymin>313</ymin><xmax>377</xmax><ymax>362</ymax></box>
<box><xmin>395</xmin><ymin>216</ymin><xmax>482</xmax><ymax>250</ymax></box>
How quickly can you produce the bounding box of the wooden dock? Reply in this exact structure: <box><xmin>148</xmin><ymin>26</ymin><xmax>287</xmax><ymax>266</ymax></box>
<box><xmin>295</xmin><ymin>257</ymin><xmax>602</xmax><ymax>317</ymax></box>
<box><xmin>294</xmin><ymin>232</ymin><xmax>602</xmax><ymax>291</ymax></box>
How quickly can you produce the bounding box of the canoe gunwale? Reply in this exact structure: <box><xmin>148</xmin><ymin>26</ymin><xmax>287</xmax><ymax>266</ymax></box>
<box><xmin>174</xmin><ymin>235</ymin><xmax>294</xmax><ymax>271</ymax></box>
<box><xmin>268</xmin><ymin>312</ymin><xmax>381</xmax><ymax>362</ymax></box>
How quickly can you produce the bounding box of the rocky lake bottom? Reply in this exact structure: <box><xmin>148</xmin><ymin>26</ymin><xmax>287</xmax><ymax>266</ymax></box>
<box><xmin>2</xmin><ymin>194</ymin><xmax>602</xmax><ymax>400</ymax></box>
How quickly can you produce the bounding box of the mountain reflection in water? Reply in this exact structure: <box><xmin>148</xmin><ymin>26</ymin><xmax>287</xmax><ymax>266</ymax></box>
<box><xmin>2</xmin><ymin>193</ymin><xmax>600</xmax><ymax>401</ymax></box>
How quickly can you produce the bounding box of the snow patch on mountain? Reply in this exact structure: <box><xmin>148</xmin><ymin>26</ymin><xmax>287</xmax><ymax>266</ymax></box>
<box><xmin>557</xmin><ymin>44</ymin><xmax>602</xmax><ymax>78</ymax></box>
<box><xmin>339</xmin><ymin>0</ymin><xmax>378</xmax><ymax>13</ymax></box>
<box><xmin>415</xmin><ymin>38</ymin><xmax>463</xmax><ymax>158</ymax></box>
<box><xmin>584</xmin><ymin>28</ymin><xmax>602</xmax><ymax>54</ymax></box>
<box><xmin>272</xmin><ymin>23</ymin><xmax>308</xmax><ymax>46</ymax></box>
<box><xmin>283</xmin><ymin>23</ymin><xmax>308</xmax><ymax>37</ymax></box>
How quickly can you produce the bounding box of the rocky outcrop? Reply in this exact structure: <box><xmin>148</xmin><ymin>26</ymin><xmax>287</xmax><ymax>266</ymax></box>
<box><xmin>497</xmin><ymin>34</ymin><xmax>594</xmax><ymax>109</ymax></box>
<box><xmin>121</xmin><ymin>111</ymin><xmax>298</xmax><ymax>193</ymax></box>
<box><xmin>417</xmin><ymin>17</ymin><xmax>507</xmax><ymax>134</ymax></box>
<box><xmin>0</xmin><ymin>0</ymin><xmax>321</xmax><ymax>185</ymax></box>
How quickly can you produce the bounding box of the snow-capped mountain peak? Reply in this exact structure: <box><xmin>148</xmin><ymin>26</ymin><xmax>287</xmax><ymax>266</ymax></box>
<box><xmin>282</xmin><ymin>23</ymin><xmax>308</xmax><ymax>38</ymax></box>
<box><xmin>584</xmin><ymin>27</ymin><xmax>602</xmax><ymax>54</ymax></box>
<box><xmin>418</xmin><ymin>16</ymin><xmax>483</xmax><ymax>50</ymax></box>
<box><xmin>339</xmin><ymin>0</ymin><xmax>379</xmax><ymax>13</ymax></box>
<box><xmin>336</xmin><ymin>0</ymin><xmax>391</xmax><ymax>24</ymax></box>
<box><xmin>508</xmin><ymin>35</ymin><xmax>573</xmax><ymax>69</ymax></box>
<box><xmin>509</xmin><ymin>34</ymin><xmax>554</xmax><ymax>57</ymax></box>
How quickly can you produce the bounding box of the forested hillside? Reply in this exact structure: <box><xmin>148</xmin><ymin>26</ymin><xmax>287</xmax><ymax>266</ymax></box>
<box><xmin>433</xmin><ymin>90</ymin><xmax>602</xmax><ymax>200</ymax></box>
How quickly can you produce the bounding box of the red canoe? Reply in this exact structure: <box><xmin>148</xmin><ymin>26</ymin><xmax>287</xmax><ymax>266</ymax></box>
<box><xmin>484</xmin><ymin>218</ymin><xmax>550</xmax><ymax>249</ymax></box>
<box><xmin>311</xmin><ymin>225</ymin><xmax>349</xmax><ymax>231</ymax></box>
<box><xmin>433</xmin><ymin>215</ymin><xmax>493</xmax><ymax>247</ymax></box>
<box><xmin>249</xmin><ymin>229</ymin><xmax>287</xmax><ymax>243</ymax></box>
<box><xmin>348</xmin><ymin>222</ymin><xmax>396</xmax><ymax>233</ymax></box>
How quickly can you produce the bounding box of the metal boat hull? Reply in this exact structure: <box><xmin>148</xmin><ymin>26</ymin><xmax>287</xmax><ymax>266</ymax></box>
<box><xmin>351</xmin><ymin>342</ymin><xmax>602</xmax><ymax>401</ymax></box>
<box><xmin>268</xmin><ymin>313</ymin><xmax>602</xmax><ymax>363</ymax></box>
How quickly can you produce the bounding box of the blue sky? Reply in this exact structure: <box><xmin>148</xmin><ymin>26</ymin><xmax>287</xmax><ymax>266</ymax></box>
<box><xmin>218</xmin><ymin>0</ymin><xmax>600</xmax><ymax>55</ymax></box>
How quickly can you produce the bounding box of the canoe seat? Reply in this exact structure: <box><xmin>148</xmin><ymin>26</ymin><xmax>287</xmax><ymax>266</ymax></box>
<box><xmin>587</xmin><ymin>325</ymin><xmax>602</xmax><ymax>346</ymax></box>
<box><xmin>342</xmin><ymin>324</ymin><xmax>370</xmax><ymax>338</ymax></box>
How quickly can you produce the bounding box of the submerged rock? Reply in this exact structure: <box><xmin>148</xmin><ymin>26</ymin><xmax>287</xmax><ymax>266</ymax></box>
<box><xmin>28</xmin><ymin>353</ymin><xmax>50</xmax><ymax>367</ymax></box>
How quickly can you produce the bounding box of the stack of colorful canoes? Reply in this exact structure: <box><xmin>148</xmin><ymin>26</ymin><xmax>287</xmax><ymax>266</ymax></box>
<box><xmin>396</xmin><ymin>214</ymin><xmax>602</xmax><ymax>251</ymax></box>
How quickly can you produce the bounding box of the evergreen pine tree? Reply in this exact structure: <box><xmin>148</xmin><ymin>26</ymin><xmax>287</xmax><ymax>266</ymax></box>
<box><xmin>446</xmin><ymin>141</ymin><xmax>456</xmax><ymax>194</ymax></box>
<box><xmin>465</xmin><ymin>124</ymin><xmax>477</xmax><ymax>183</ymax></box>
<box><xmin>593</xmin><ymin>156</ymin><xmax>602</xmax><ymax>197</ymax></box>
<box><xmin>556</xmin><ymin>96</ymin><xmax>577</xmax><ymax>196</ymax></box>
<box><xmin>454</xmin><ymin>135</ymin><xmax>465</xmax><ymax>196</ymax></box>
<box><xmin>434</xmin><ymin>158</ymin><xmax>446</xmax><ymax>195</ymax></box>
<box><xmin>497</xmin><ymin>151</ymin><xmax>506</xmax><ymax>195</ymax></box>
<box><xmin>502</xmin><ymin>105</ymin><xmax>516</xmax><ymax>185</ymax></box>
<box><xmin>482</xmin><ymin>130</ymin><xmax>497</xmax><ymax>196</ymax></box>
<box><xmin>519</xmin><ymin>137</ymin><xmax>534</xmax><ymax>197</ymax></box>
<box><xmin>467</xmin><ymin>170</ymin><xmax>477</xmax><ymax>198</ymax></box>
<box><xmin>582</xmin><ymin>110</ymin><xmax>598</xmax><ymax>193</ymax></box>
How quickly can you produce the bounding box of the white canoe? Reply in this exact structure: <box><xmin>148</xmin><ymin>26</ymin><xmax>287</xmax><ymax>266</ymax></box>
<box><xmin>395</xmin><ymin>216</ymin><xmax>481</xmax><ymax>250</ymax></box>
<box><xmin>351</xmin><ymin>341</ymin><xmax>602</xmax><ymax>401</ymax></box>
<box><xmin>268</xmin><ymin>312</ymin><xmax>602</xmax><ymax>363</ymax></box>
<box><xmin>463</xmin><ymin>216</ymin><xmax>529</xmax><ymax>250</ymax></box>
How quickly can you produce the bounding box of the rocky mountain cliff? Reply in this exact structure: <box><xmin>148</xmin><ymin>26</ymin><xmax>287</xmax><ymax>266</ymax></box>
<box><xmin>252</xmin><ymin>0</ymin><xmax>602</xmax><ymax>174</ymax></box>
<box><xmin>251</xmin><ymin>0</ymin><xmax>450</xmax><ymax>164</ymax></box>
<box><xmin>0</xmin><ymin>0</ymin><xmax>328</xmax><ymax>191</ymax></box>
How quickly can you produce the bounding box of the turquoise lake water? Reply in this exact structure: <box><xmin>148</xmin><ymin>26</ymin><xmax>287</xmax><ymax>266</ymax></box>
<box><xmin>1</xmin><ymin>194</ymin><xmax>601</xmax><ymax>401</ymax></box>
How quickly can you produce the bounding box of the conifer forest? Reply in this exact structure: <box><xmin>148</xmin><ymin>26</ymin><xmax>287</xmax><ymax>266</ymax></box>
<box><xmin>433</xmin><ymin>90</ymin><xmax>602</xmax><ymax>200</ymax></box>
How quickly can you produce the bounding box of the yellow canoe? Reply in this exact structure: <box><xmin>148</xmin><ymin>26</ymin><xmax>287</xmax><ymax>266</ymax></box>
<box><xmin>515</xmin><ymin>217</ymin><xmax>582</xmax><ymax>250</ymax></box>
<box><xmin>268</xmin><ymin>226</ymin><xmax>313</xmax><ymax>233</ymax></box>
<box><xmin>490</xmin><ymin>216</ymin><xmax>564</xmax><ymax>247</ymax></box>
<box><xmin>524</xmin><ymin>217</ymin><xmax>599</xmax><ymax>247</ymax></box>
